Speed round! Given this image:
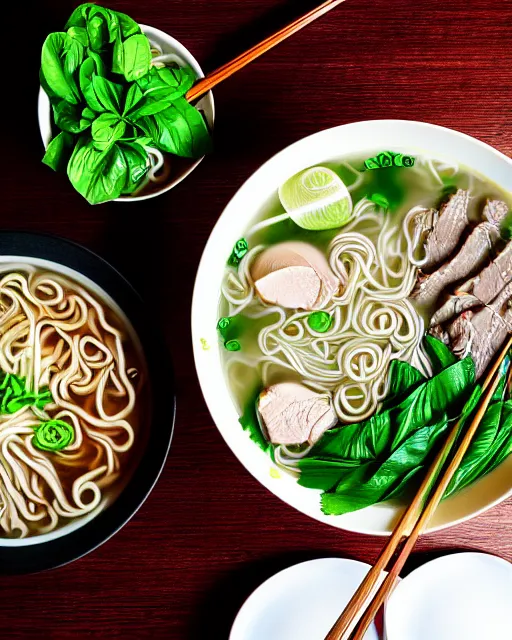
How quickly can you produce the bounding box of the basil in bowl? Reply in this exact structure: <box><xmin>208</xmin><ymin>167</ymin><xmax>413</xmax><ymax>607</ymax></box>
<box><xmin>38</xmin><ymin>4</ymin><xmax>215</xmax><ymax>204</ymax></box>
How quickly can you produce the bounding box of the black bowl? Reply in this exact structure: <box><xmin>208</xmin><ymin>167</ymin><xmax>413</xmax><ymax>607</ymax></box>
<box><xmin>0</xmin><ymin>232</ymin><xmax>175</xmax><ymax>574</ymax></box>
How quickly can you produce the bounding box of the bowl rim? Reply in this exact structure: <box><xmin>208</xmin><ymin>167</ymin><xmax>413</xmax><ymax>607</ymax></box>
<box><xmin>37</xmin><ymin>23</ymin><xmax>215</xmax><ymax>203</ymax></box>
<box><xmin>0</xmin><ymin>231</ymin><xmax>175</xmax><ymax>573</ymax></box>
<box><xmin>192</xmin><ymin>119</ymin><xmax>512</xmax><ymax>537</ymax></box>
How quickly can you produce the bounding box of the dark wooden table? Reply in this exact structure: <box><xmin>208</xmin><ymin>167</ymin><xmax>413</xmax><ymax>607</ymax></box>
<box><xmin>1</xmin><ymin>0</ymin><xmax>511</xmax><ymax>637</ymax></box>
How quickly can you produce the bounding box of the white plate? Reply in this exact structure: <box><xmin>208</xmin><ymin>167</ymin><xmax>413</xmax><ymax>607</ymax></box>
<box><xmin>192</xmin><ymin>120</ymin><xmax>512</xmax><ymax>535</ymax></box>
<box><xmin>385</xmin><ymin>552</ymin><xmax>512</xmax><ymax>640</ymax></box>
<box><xmin>229</xmin><ymin>558</ymin><xmax>382</xmax><ymax>640</ymax></box>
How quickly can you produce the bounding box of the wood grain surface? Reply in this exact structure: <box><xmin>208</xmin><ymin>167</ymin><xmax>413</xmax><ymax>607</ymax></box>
<box><xmin>1</xmin><ymin>0</ymin><xmax>511</xmax><ymax>637</ymax></box>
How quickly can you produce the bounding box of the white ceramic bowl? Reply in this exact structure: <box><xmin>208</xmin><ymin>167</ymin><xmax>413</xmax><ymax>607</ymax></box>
<box><xmin>192</xmin><ymin>120</ymin><xmax>512</xmax><ymax>536</ymax></box>
<box><xmin>38</xmin><ymin>24</ymin><xmax>215</xmax><ymax>203</ymax></box>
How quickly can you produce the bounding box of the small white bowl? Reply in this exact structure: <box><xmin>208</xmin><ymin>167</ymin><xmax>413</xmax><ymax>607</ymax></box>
<box><xmin>38</xmin><ymin>24</ymin><xmax>215</xmax><ymax>203</ymax></box>
<box><xmin>229</xmin><ymin>558</ymin><xmax>382</xmax><ymax>640</ymax></box>
<box><xmin>192</xmin><ymin>119</ymin><xmax>512</xmax><ymax>536</ymax></box>
<box><xmin>385</xmin><ymin>552</ymin><xmax>512</xmax><ymax>640</ymax></box>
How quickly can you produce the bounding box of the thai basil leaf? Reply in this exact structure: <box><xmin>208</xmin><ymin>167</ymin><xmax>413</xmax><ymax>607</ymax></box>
<box><xmin>65</xmin><ymin>3</ymin><xmax>97</xmax><ymax>28</ymax></box>
<box><xmin>67</xmin><ymin>26</ymin><xmax>89</xmax><ymax>47</ymax></box>
<box><xmin>139</xmin><ymin>97</ymin><xmax>211</xmax><ymax>158</ymax></box>
<box><xmin>112</xmin><ymin>34</ymin><xmax>125</xmax><ymax>75</ymax></box>
<box><xmin>92</xmin><ymin>76</ymin><xmax>124</xmax><ymax>114</ymax></box>
<box><xmin>121</xmin><ymin>34</ymin><xmax>151</xmax><ymax>81</ymax></box>
<box><xmin>40</xmin><ymin>32</ymin><xmax>83</xmax><ymax>104</ymax></box>
<box><xmin>79</xmin><ymin>56</ymin><xmax>105</xmax><ymax>112</ymax></box>
<box><xmin>423</xmin><ymin>335</ymin><xmax>457</xmax><ymax>375</ymax></box>
<box><xmin>42</xmin><ymin>131</ymin><xmax>75</xmax><ymax>172</ymax></box>
<box><xmin>87</xmin><ymin>13</ymin><xmax>110</xmax><ymax>51</ymax></box>
<box><xmin>119</xmin><ymin>142</ymin><xmax>149</xmax><ymax>193</ymax></box>
<box><xmin>82</xmin><ymin>106</ymin><xmax>96</xmax><ymax>120</ymax></box>
<box><xmin>127</xmin><ymin>95</ymin><xmax>177</xmax><ymax>119</ymax></box>
<box><xmin>67</xmin><ymin>4</ymin><xmax>119</xmax><ymax>50</ymax></box>
<box><xmin>123</xmin><ymin>83</ymin><xmax>144</xmax><ymax>115</ymax></box>
<box><xmin>91</xmin><ymin>113</ymin><xmax>126</xmax><ymax>150</ymax></box>
<box><xmin>53</xmin><ymin>99</ymin><xmax>93</xmax><ymax>134</ymax></box>
<box><xmin>136</xmin><ymin>65</ymin><xmax>195</xmax><ymax>101</ymax></box>
<box><xmin>116</xmin><ymin>11</ymin><xmax>141</xmax><ymax>38</ymax></box>
<box><xmin>67</xmin><ymin>137</ymin><xmax>128</xmax><ymax>204</ymax></box>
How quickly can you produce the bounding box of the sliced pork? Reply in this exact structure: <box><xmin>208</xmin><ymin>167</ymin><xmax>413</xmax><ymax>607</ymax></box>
<box><xmin>422</xmin><ymin>189</ymin><xmax>470</xmax><ymax>270</ymax></box>
<box><xmin>414</xmin><ymin>200</ymin><xmax>508</xmax><ymax>308</ymax></box>
<box><xmin>436</xmin><ymin>282</ymin><xmax>512</xmax><ymax>378</ymax></box>
<box><xmin>257</xmin><ymin>382</ymin><xmax>337</xmax><ymax>445</ymax></box>
<box><xmin>251</xmin><ymin>241</ymin><xmax>340</xmax><ymax>310</ymax></box>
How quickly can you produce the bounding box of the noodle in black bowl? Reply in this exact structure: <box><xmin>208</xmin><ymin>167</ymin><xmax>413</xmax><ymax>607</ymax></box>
<box><xmin>0</xmin><ymin>232</ymin><xmax>174</xmax><ymax>573</ymax></box>
<box><xmin>193</xmin><ymin>120</ymin><xmax>512</xmax><ymax>536</ymax></box>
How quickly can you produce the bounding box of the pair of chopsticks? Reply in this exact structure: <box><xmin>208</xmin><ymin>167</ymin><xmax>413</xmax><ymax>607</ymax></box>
<box><xmin>186</xmin><ymin>0</ymin><xmax>348</xmax><ymax>102</ymax></box>
<box><xmin>325</xmin><ymin>334</ymin><xmax>512</xmax><ymax>640</ymax></box>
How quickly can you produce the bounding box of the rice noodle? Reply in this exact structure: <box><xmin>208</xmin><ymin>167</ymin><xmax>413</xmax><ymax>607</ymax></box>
<box><xmin>0</xmin><ymin>267</ymin><xmax>140</xmax><ymax>538</ymax></box>
<box><xmin>222</xmin><ymin>199</ymin><xmax>427</xmax><ymax>425</ymax></box>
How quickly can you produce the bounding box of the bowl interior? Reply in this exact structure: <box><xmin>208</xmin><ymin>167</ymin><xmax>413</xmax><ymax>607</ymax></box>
<box><xmin>0</xmin><ymin>233</ymin><xmax>174</xmax><ymax>572</ymax></box>
<box><xmin>192</xmin><ymin>119</ymin><xmax>512</xmax><ymax>536</ymax></box>
<box><xmin>38</xmin><ymin>24</ymin><xmax>215</xmax><ymax>203</ymax></box>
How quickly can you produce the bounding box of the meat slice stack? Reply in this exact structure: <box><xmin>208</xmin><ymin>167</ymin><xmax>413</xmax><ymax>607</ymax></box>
<box><xmin>409</xmin><ymin>191</ymin><xmax>512</xmax><ymax>378</ymax></box>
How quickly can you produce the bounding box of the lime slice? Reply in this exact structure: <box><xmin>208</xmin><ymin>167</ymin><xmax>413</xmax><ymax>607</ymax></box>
<box><xmin>278</xmin><ymin>167</ymin><xmax>352</xmax><ymax>231</ymax></box>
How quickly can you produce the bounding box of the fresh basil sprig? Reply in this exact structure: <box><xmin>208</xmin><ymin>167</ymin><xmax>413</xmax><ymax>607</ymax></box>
<box><xmin>41</xmin><ymin>3</ymin><xmax>211</xmax><ymax>204</ymax></box>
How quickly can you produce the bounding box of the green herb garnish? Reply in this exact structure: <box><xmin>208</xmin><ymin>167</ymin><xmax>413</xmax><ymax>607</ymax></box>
<box><xmin>307</xmin><ymin>311</ymin><xmax>332</xmax><ymax>333</ymax></box>
<box><xmin>228</xmin><ymin>239</ymin><xmax>249</xmax><ymax>267</ymax></box>
<box><xmin>33</xmin><ymin>420</ymin><xmax>75</xmax><ymax>452</ymax></box>
<box><xmin>364</xmin><ymin>151</ymin><xmax>415</xmax><ymax>171</ymax></box>
<box><xmin>41</xmin><ymin>3</ymin><xmax>212</xmax><ymax>204</ymax></box>
<box><xmin>368</xmin><ymin>193</ymin><xmax>390</xmax><ymax>210</ymax></box>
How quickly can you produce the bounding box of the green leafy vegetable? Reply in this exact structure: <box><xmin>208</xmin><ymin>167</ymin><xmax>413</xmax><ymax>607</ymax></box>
<box><xmin>298</xmin><ymin>352</ymin><xmax>476</xmax><ymax>515</ymax></box>
<box><xmin>240</xmin><ymin>392</ymin><xmax>270</xmax><ymax>453</ymax></box>
<box><xmin>423</xmin><ymin>334</ymin><xmax>457</xmax><ymax>374</ymax></box>
<box><xmin>91</xmin><ymin>113</ymin><xmax>126</xmax><ymax>149</ymax></box>
<box><xmin>119</xmin><ymin>142</ymin><xmax>149</xmax><ymax>194</ymax></box>
<box><xmin>52</xmin><ymin>99</ymin><xmax>93</xmax><ymax>133</ymax></box>
<box><xmin>138</xmin><ymin>98</ymin><xmax>212</xmax><ymax>158</ymax></box>
<box><xmin>68</xmin><ymin>137</ymin><xmax>131</xmax><ymax>204</ymax></box>
<box><xmin>121</xmin><ymin>34</ymin><xmax>151</xmax><ymax>81</ymax></box>
<box><xmin>0</xmin><ymin>372</ymin><xmax>53</xmax><ymax>414</ymax></box>
<box><xmin>320</xmin><ymin>419</ymin><xmax>449</xmax><ymax>515</ymax></box>
<box><xmin>42</xmin><ymin>131</ymin><xmax>75</xmax><ymax>171</ymax></box>
<box><xmin>41</xmin><ymin>32</ymin><xmax>83</xmax><ymax>104</ymax></box>
<box><xmin>91</xmin><ymin>76</ymin><xmax>123</xmax><ymax>113</ymax></box>
<box><xmin>136</xmin><ymin>65</ymin><xmax>195</xmax><ymax>102</ymax></box>
<box><xmin>41</xmin><ymin>3</ymin><xmax>212</xmax><ymax>204</ymax></box>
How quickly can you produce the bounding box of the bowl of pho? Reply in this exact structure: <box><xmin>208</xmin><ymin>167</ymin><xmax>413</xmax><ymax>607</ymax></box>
<box><xmin>38</xmin><ymin>4</ymin><xmax>214</xmax><ymax>204</ymax></box>
<box><xmin>0</xmin><ymin>232</ymin><xmax>174</xmax><ymax>573</ymax></box>
<box><xmin>193</xmin><ymin>119</ymin><xmax>512</xmax><ymax>536</ymax></box>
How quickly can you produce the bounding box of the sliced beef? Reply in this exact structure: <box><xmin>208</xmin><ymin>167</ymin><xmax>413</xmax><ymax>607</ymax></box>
<box><xmin>422</xmin><ymin>189</ymin><xmax>470</xmax><ymax>270</ymax></box>
<box><xmin>436</xmin><ymin>282</ymin><xmax>512</xmax><ymax>378</ymax></box>
<box><xmin>414</xmin><ymin>200</ymin><xmax>508</xmax><ymax>308</ymax></box>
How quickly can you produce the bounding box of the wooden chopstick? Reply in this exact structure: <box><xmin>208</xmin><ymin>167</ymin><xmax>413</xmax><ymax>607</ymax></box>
<box><xmin>325</xmin><ymin>334</ymin><xmax>512</xmax><ymax>640</ymax></box>
<box><xmin>186</xmin><ymin>0</ymin><xmax>348</xmax><ymax>102</ymax></box>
